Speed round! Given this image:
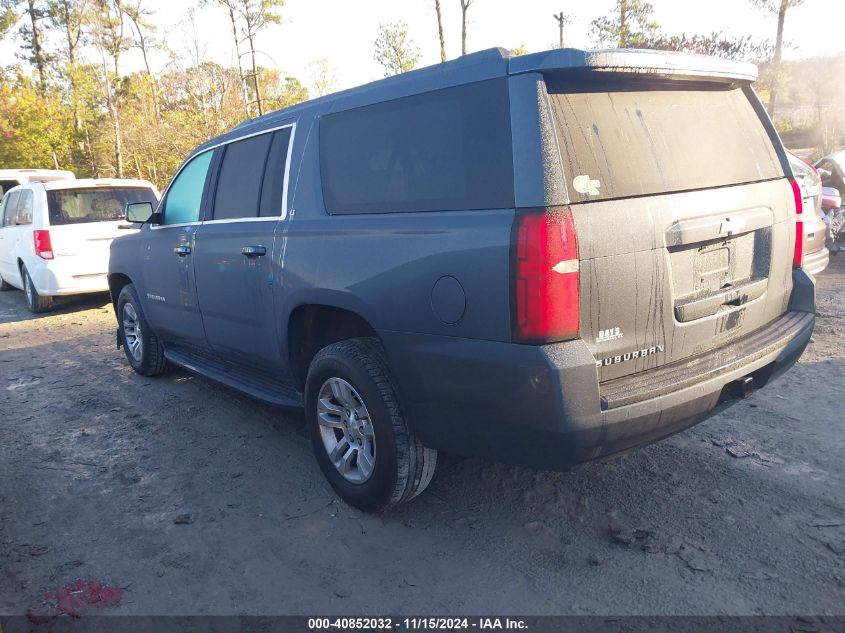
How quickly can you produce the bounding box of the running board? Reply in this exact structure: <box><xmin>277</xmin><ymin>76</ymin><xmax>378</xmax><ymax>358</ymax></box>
<box><xmin>164</xmin><ymin>346</ymin><xmax>303</xmax><ymax>408</ymax></box>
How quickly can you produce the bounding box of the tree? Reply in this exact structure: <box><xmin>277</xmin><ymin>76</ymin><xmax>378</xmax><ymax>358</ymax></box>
<box><xmin>203</xmin><ymin>0</ymin><xmax>250</xmax><ymax>116</ymax></box>
<box><xmin>120</xmin><ymin>0</ymin><xmax>160</xmax><ymax>118</ymax></box>
<box><xmin>1</xmin><ymin>0</ymin><xmax>51</xmax><ymax>92</ymax></box>
<box><xmin>373</xmin><ymin>21</ymin><xmax>419</xmax><ymax>76</ymax></box>
<box><xmin>433</xmin><ymin>0</ymin><xmax>445</xmax><ymax>62</ymax></box>
<box><xmin>459</xmin><ymin>0</ymin><xmax>473</xmax><ymax>55</ymax></box>
<box><xmin>590</xmin><ymin>0</ymin><xmax>659</xmax><ymax>48</ymax></box>
<box><xmin>237</xmin><ymin>0</ymin><xmax>284</xmax><ymax>117</ymax></box>
<box><xmin>637</xmin><ymin>32</ymin><xmax>773</xmax><ymax>62</ymax></box>
<box><xmin>307</xmin><ymin>57</ymin><xmax>336</xmax><ymax>97</ymax></box>
<box><xmin>0</xmin><ymin>2</ymin><xmax>18</xmax><ymax>38</ymax></box>
<box><xmin>510</xmin><ymin>44</ymin><xmax>527</xmax><ymax>56</ymax></box>
<box><xmin>46</xmin><ymin>0</ymin><xmax>87</xmax><ymax>130</ymax></box>
<box><xmin>751</xmin><ymin>0</ymin><xmax>806</xmax><ymax>117</ymax></box>
<box><xmin>261</xmin><ymin>69</ymin><xmax>308</xmax><ymax>110</ymax></box>
<box><xmin>89</xmin><ymin>0</ymin><xmax>131</xmax><ymax>177</ymax></box>
<box><xmin>0</xmin><ymin>74</ymin><xmax>74</xmax><ymax>169</ymax></box>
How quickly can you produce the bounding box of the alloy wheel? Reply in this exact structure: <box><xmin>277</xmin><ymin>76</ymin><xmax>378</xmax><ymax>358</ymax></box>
<box><xmin>316</xmin><ymin>377</ymin><xmax>377</xmax><ymax>484</ymax></box>
<box><xmin>122</xmin><ymin>302</ymin><xmax>143</xmax><ymax>362</ymax></box>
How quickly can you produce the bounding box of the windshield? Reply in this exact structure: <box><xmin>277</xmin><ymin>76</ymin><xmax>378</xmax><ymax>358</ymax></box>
<box><xmin>47</xmin><ymin>187</ymin><xmax>157</xmax><ymax>225</ymax></box>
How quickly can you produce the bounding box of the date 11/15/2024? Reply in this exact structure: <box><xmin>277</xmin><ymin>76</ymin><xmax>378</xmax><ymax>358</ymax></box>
<box><xmin>307</xmin><ymin>617</ymin><xmax>529</xmax><ymax>630</ymax></box>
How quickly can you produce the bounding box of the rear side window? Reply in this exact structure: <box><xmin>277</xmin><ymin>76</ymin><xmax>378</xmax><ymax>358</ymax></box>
<box><xmin>546</xmin><ymin>79</ymin><xmax>783</xmax><ymax>202</ymax></box>
<box><xmin>1</xmin><ymin>191</ymin><xmax>20</xmax><ymax>227</ymax></box>
<box><xmin>0</xmin><ymin>180</ymin><xmax>20</xmax><ymax>197</ymax></box>
<box><xmin>320</xmin><ymin>78</ymin><xmax>514</xmax><ymax>214</ymax></box>
<box><xmin>47</xmin><ymin>188</ymin><xmax>157</xmax><ymax>225</ymax></box>
<box><xmin>16</xmin><ymin>189</ymin><xmax>33</xmax><ymax>225</ymax></box>
<box><xmin>212</xmin><ymin>133</ymin><xmax>274</xmax><ymax>220</ymax></box>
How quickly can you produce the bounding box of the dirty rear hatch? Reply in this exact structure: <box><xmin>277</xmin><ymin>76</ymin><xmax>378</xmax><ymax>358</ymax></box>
<box><xmin>544</xmin><ymin>72</ymin><xmax>793</xmax><ymax>384</ymax></box>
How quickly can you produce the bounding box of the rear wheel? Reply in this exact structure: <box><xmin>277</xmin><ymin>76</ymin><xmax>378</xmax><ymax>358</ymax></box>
<box><xmin>117</xmin><ymin>283</ymin><xmax>169</xmax><ymax>376</ymax></box>
<box><xmin>21</xmin><ymin>266</ymin><xmax>52</xmax><ymax>313</ymax></box>
<box><xmin>305</xmin><ymin>337</ymin><xmax>437</xmax><ymax>511</ymax></box>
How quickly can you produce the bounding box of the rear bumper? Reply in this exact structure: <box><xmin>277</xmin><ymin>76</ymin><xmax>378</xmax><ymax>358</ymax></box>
<box><xmin>28</xmin><ymin>258</ymin><xmax>109</xmax><ymax>296</ymax></box>
<box><xmin>382</xmin><ymin>272</ymin><xmax>815</xmax><ymax>471</ymax></box>
<box><xmin>803</xmin><ymin>246</ymin><xmax>830</xmax><ymax>277</ymax></box>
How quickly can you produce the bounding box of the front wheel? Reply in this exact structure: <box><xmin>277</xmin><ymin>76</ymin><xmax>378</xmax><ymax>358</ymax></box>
<box><xmin>117</xmin><ymin>284</ymin><xmax>169</xmax><ymax>376</ymax></box>
<box><xmin>21</xmin><ymin>266</ymin><xmax>52</xmax><ymax>312</ymax></box>
<box><xmin>305</xmin><ymin>337</ymin><xmax>437</xmax><ymax>511</ymax></box>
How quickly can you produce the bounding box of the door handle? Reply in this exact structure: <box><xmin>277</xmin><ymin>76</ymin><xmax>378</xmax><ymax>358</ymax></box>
<box><xmin>241</xmin><ymin>245</ymin><xmax>267</xmax><ymax>257</ymax></box>
<box><xmin>174</xmin><ymin>245</ymin><xmax>192</xmax><ymax>256</ymax></box>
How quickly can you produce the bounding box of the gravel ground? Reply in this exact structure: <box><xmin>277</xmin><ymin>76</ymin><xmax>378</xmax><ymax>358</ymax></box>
<box><xmin>0</xmin><ymin>256</ymin><xmax>843</xmax><ymax>618</ymax></box>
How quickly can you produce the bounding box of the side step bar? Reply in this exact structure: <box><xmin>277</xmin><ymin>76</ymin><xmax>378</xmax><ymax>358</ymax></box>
<box><xmin>164</xmin><ymin>346</ymin><xmax>303</xmax><ymax>408</ymax></box>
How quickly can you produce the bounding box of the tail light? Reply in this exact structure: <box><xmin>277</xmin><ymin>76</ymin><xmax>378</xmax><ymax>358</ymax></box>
<box><xmin>789</xmin><ymin>178</ymin><xmax>803</xmax><ymax>268</ymax></box>
<box><xmin>33</xmin><ymin>230</ymin><xmax>54</xmax><ymax>260</ymax></box>
<box><xmin>511</xmin><ymin>209</ymin><xmax>580</xmax><ymax>343</ymax></box>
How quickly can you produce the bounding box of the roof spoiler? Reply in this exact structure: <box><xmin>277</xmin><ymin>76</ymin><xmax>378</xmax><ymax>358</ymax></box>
<box><xmin>508</xmin><ymin>48</ymin><xmax>758</xmax><ymax>83</ymax></box>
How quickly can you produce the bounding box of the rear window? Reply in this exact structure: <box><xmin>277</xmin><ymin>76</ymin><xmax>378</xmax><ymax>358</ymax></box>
<box><xmin>320</xmin><ymin>78</ymin><xmax>514</xmax><ymax>214</ymax></box>
<box><xmin>47</xmin><ymin>187</ymin><xmax>157</xmax><ymax>225</ymax></box>
<box><xmin>546</xmin><ymin>78</ymin><xmax>783</xmax><ymax>202</ymax></box>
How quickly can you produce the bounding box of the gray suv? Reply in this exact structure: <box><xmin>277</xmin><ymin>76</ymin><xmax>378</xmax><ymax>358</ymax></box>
<box><xmin>109</xmin><ymin>47</ymin><xmax>815</xmax><ymax>510</ymax></box>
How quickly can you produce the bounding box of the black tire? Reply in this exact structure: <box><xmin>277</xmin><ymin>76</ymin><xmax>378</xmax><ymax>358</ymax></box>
<box><xmin>305</xmin><ymin>337</ymin><xmax>437</xmax><ymax>511</ymax></box>
<box><xmin>0</xmin><ymin>273</ymin><xmax>13</xmax><ymax>291</ymax></box>
<box><xmin>21</xmin><ymin>265</ymin><xmax>52</xmax><ymax>312</ymax></box>
<box><xmin>117</xmin><ymin>283</ymin><xmax>169</xmax><ymax>376</ymax></box>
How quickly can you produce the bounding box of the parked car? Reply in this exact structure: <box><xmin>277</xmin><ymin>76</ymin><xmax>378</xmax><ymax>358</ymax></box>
<box><xmin>0</xmin><ymin>169</ymin><xmax>75</xmax><ymax>197</ymax></box>
<box><xmin>821</xmin><ymin>186</ymin><xmax>845</xmax><ymax>243</ymax></box>
<box><xmin>0</xmin><ymin>178</ymin><xmax>159</xmax><ymax>312</ymax></box>
<box><xmin>814</xmin><ymin>151</ymin><xmax>845</xmax><ymax>201</ymax></box>
<box><xmin>787</xmin><ymin>152</ymin><xmax>830</xmax><ymax>274</ymax></box>
<box><xmin>109</xmin><ymin>48</ymin><xmax>815</xmax><ymax>510</ymax></box>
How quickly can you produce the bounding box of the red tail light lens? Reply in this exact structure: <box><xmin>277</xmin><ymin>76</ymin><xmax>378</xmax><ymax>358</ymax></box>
<box><xmin>789</xmin><ymin>178</ymin><xmax>803</xmax><ymax>268</ymax></box>
<box><xmin>512</xmin><ymin>209</ymin><xmax>580</xmax><ymax>343</ymax></box>
<box><xmin>33</xmin><ymin>230</ymin><xmax>54</xmax><ymax>260</ymax></box>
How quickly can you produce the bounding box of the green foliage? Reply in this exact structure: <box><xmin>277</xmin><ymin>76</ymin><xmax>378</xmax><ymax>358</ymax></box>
<box><xmin>0</xmin><ymin>74</ymin><xmax>74</xmax><ymax>168</ymax></box>
<box><xmin>590</xmin><ymin>0</ymin><xmax>659</xmax><ymax>48</ymax></box>
<box><xmin>0</xmin><ymin>1</ymin><xmax>18</xmax><ymax>39</ymax></box>
<box><xmin>373</xmin><ymin>21</ymin><xmax>420</xmax><ymax>76</ymax></box>
<box><xmin>636</xmin><ymin>32</ymin><xmax>773</xmax><ymax>62</ymax></box>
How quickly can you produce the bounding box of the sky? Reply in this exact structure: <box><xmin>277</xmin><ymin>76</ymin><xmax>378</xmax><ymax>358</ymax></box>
<box><xmin>2</xmin><ymin>0</ymin><xmax>844</xmax><ymax>95</ymax></box>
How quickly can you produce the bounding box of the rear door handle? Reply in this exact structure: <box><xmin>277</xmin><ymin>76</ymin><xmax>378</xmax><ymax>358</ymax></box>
<box><xmin>241</xmin><ymin>245</ymin><xmax>267</xmax><ymax>257</ymax></box>
<box><xmin>174</xmin><ymin>245</ymin><xmax>192</xmax><ymax>256</ymax></box>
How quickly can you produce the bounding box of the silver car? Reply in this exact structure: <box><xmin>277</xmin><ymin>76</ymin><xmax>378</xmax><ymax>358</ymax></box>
<box><xmin>788</xmin><ymin>152</ymin><xmax>829</xmax><ymax>275</ymax></box>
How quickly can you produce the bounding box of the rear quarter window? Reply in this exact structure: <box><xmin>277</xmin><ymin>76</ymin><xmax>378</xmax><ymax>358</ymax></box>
<box><xmin>320</xmin><ymin>78</ymin><xmax>514</xmax><ymax>214</ymax></box>
<box><xmin>546</xmin><ymin>78</ymin><xmax>783</xmax><ymax>202</ymax></box>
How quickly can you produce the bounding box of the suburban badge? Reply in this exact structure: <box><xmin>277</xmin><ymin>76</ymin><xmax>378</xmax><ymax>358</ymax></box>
<box><xmin>596</xmin><ymin>345</ymin><xmax>665</xmax><ymax>368</ymax></box>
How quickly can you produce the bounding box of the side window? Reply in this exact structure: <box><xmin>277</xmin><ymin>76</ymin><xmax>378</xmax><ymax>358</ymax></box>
<box><xmin>319</xmin><ymin>79</ymin><xmax>514</xmax><ymax>214</ymax></box>
<box><xmin>16</xmin><ymin>190</ymin><xmax>33</xmax><ymax>225</ymax></box>
<box><xmin>161</xmin><ymin>150</ymin><xmax>213</xmax><ymax>225</ymax></box>
<box><xmin>260</xmin><ymin>127</ymin><xmax>292</xmax><ymax>217</ymax></box>
<box><xmin>2</xmin><ymin>191</ymin><xmax>20</xmax><ymax>227</ymax></box>
<box><xmin>212</xmin><ymin>133</ymin><xmax>273</xmax><ymax>220</ymax></box>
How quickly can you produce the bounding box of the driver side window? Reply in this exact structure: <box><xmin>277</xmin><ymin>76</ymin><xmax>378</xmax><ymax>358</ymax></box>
<box><xmin>161</xmin><ymin>150</ymin><xmax>213</xmax><ymax>225</ymax></box>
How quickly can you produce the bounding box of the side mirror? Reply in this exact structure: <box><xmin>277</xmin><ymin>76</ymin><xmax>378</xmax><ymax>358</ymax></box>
<box><xmin>125</xmin><ymin>202</ymin><xmax>160</xmax><ymax>225</ymax></box>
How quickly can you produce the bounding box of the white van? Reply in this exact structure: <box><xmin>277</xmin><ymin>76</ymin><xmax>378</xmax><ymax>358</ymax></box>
<box><xmin>0</xmin><ymin>169</ymin><xmax>76</xmax><ymax>197</ymax></box>
<box><xmin>0</xmin><ymin>178</ymin><xmax>159</xmax><ymax>312</ymax></box>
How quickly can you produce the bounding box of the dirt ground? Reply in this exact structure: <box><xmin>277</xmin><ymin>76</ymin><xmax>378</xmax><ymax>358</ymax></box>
<box><xmin>1</xmin><ymin>257</ymin><xmax>844</xmax><ymax>618</ymax></box>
